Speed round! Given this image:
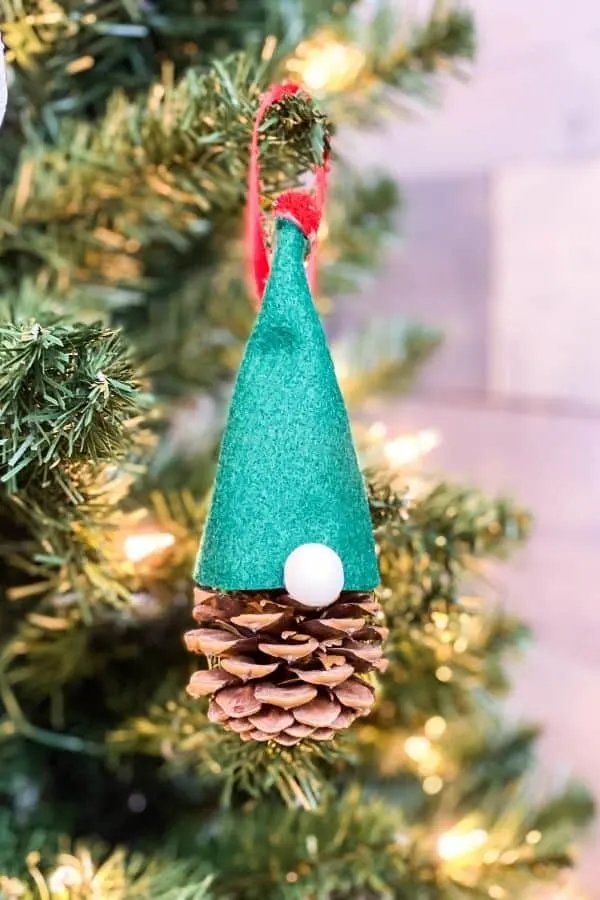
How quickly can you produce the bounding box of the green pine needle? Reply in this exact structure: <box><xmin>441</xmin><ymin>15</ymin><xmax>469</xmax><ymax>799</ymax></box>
<box><xmin>0</xmin><ymin>319</ymin><xmax>147</xmax><ymax>495</ymax></box>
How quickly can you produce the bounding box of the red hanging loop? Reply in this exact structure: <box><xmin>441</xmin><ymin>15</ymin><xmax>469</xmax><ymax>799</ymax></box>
<box><xmin>245</xmin><ymin>81</ymin><xmax>330</xmax><ymax>308</ymax></box>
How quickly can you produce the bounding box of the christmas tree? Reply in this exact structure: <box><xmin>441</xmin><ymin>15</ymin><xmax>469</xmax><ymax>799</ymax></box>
<box><xmin>0</xmin><ymin>2</ymin><xmax>593</xmax><ymax>898</ymax></box>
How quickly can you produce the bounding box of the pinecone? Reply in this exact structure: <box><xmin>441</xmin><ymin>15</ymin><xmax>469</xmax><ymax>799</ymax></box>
<box><xmin>185</xmin><ymin>587</ymin><xmax>388</xmax><ymax>746</ymax></box>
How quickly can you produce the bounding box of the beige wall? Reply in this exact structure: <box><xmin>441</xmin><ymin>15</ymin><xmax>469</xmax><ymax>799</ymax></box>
<box><xmin>359</xmin><ymin>0</ymin><xmax>600</xmax><ymax>407</ymax></box>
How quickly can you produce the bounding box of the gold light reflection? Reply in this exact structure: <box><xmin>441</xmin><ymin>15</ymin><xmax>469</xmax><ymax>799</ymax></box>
<box><xmin>383</xmin><ymin>428</ymin><xmax>441</xmax><ymax>468</ymax></box>
<box><xmin>424</xmin><ymin>716</ymin><xmax>447</xmax><ymax>740</ymax></box>
<box><xmin>124</xmin><ymin>531</ymin><xmax>175</xmax><ymax>563</ymax></box>
<box><xmin>287</xmin><ymin>33</ymin><xmax>366</xmax><ymax>93</ymax></box>
<box><xmin>423</xmin><ymin>775</ymin><xmax>444</xmax><ymax>795</ymax></box>
<box><xmin>404</xmin><ymin>735</ymin><xmax>431</xmax><ymax>763</ymax></box>
<box><xmin>438</xmin><ymin>827</ymin><xmax>488</xmax><ymax>861</ymax></box>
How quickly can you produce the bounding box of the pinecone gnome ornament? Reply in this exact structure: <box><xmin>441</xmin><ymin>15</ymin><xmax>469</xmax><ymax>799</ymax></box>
<box><xmin>185</xmin><ymin>83</ymin><xmax>386</xmax><ymax>746</ymax></box>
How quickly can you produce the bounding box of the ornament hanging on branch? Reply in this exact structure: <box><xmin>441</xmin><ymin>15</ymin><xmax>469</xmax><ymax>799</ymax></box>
<box><xmin>185</xmin><ymin>83</ymin><xmax>387</xmax><ymax>746</ymax></box>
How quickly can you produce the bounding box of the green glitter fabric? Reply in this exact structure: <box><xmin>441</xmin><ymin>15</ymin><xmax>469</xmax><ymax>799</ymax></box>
<box><xmin>195</xmin><ymin>216</ymin><xmax>379</xmax><ymax>591</ymax></box>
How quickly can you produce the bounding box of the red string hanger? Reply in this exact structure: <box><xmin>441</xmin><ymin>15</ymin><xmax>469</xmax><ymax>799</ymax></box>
<box><xmin>245</xmin><ymin>81</ymin><xmax>330</xmax><ymax>308</ymax></box>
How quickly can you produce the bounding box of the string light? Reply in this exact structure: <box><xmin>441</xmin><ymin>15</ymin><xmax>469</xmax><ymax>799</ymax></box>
<box><xmin>435</xmin><ymin>665</ymin><xmax>453</xmax><ymax>682</ymax></box>
<box><xmin>124</xmin><ymin>531</ymin><xmax>175</xmax><ymax>562</ymax></box>
<box><xmin>422</xmin><ymin>775</ymin><xmax>444</xmax><ymax>795</ymax></box>
<box><xmin>404</xmin><ymin>736</ymin><xmax>431</xmax><ymax>762</ymax></box>
<box><xmin>438</xmin><ymin>827</ymin><xmax>488</xmax><ymax>861</ymax></box>
<box><xmin>431</xmin><ymin>611</ymin><xmax>449</xmax><ymax>630</ymax></box>
<box><xmin>404</xmin><ymin>735</ymin><xmax>441</xmax><ymax>775</ymax></box>
<box><xmin>424</xmin><ymin>716</ymin><xmax>447</xmax><ymax>739</ymax></box>
<box><xmin>383</xmin><ymin>428</ymin><xmax>441</xmax><ymax>468</ymax></box>
<box><xmin>499</xmin><ymin>849</ymin><xmax>519</xmax><ymax>865</ymax></box>
<box><xmin>286</xmin><ymin>33</ymin><xmax>366</xmax><ymax>93</ymax></box>
<box><xmin>525</xmin><ymin>829</ymin><xmax>542</xmax><ymax>845</ymax></box>
<box><xmin>453</xmin><ymin>636</ymin><xmax>469</xmax><ymax>653</ymax></box>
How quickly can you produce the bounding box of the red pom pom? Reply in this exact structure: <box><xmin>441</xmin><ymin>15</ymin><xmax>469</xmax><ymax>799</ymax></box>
<box><xmin>273</xmin><ymin>190</ymin><xmax>321</xmax><ymax>239</ymax></box>
<box><xmin>266</xmin><ymin>81</ymin><xmax>301</xmax><ymax>105</ymax></box>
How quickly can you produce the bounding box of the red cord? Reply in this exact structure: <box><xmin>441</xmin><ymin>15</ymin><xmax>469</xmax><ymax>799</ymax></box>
<box><xmin>245</xmin><ymin>82</ymin><xmax>330</xmax><ymax>308</ymax></box>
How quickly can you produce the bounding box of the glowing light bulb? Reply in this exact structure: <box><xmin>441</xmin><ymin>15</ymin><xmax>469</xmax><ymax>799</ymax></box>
<box><xmin>423</xmin><ymin>775</ymin><xmax>444</xmax><ymax>795</ymax></box>
<box><xmin>287</xmin><ymin>32</ymin><xmax>366</xmax><ymax>94</ymax></box>
<box><xmin>404</xmin><ymin>735</ymin><xmax>441</xmax><ymax>775</ymax></box>
<box><xmin>424</xmin><ymin>716</ymin><xmax>447</xmax><ymax>740</ymax></box>
<box><xmin>404</xmin><ymin>736</ymin><xmax>432</xmax><ymax>763</ymax></box>
<box><xmin>438</xmin><ymin>828</ymin><xmax>488</xmax><ymax>861</ymax></box>
<box><xmin>431</xmin><ymin>611</ymin><xmax>449</xmax><ymax>630</ymax></box>
<box><xmin>124</xmin><ymin>532</ymin><xmax>175</xmax><ymax>562</ymax></box>
<box><xmin>525</xmin><ymin>829</ymin><xmax>542</xmax><ymax>845</ymax></box>
<box><xmin>383</xmin><ymin>428</ymin><xmax>441</xmax><ymax>468</ymax></box>
<box><xmin>435</xmin><ymin>665</ymin><xmax>453</xmax><ymax>683</ymax></box>
<box><xmin>303</xmin><ymin>43</ymin><xmax>346</xmax><ymax>90</ymax></box>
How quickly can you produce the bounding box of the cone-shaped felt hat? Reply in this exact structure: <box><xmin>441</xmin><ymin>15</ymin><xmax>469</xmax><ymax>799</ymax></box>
<box><xmin>195</xmin><ymin>196</ymin><xmax>379</xmax><ymax>592</ymax></box>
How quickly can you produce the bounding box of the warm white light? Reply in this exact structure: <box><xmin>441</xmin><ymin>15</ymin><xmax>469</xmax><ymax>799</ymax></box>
<box><xmin>525</xmin><ymin>829</ymin><xmax>542</xmax><ymax>845</ymax></box>
<box><xmin>422</xmin><ymin>775</ymin><xmax>444</xmax><ymax>795</ymax></box>
<box><xmin>404</xmin><ymin>735</ymin><xmax>441</xmax><ymax>775</ymax></box>
<box><xmin>368</xmin><ymin>421</ymin><xmax>388</xmax><ymax>440</ymax></box>
<box><xmin>124</xmin><ymin>532</ymin><xmax>175</xmax><ymax>562</ymax></box>
<box><xmin>438</xmin><ymin>828</ymin><xmax>488</xmax><ymax>861</ymax></box>
<box><xmin>300</xmin><ymin>42</ymin><xmax>364</xmax><ymax>92</ymax></box>
<box><xmin>431</xmin><ymin>611</ymin><xmax>449</xmax><ymax>630</ymax></box>
<box><xmin>303</xmin><ymin>43</ymin><xmax>346</xmax><ymax>90</ymax></box>
<box><xmin>287</xmin><ymin>33</ymin><xmax>366</xmax><ymax>94</ymax></box>
<box><xmin>383</xmin><ymin>428</ymin><xmax>441</xmax><ymax>468</ymax></box>
<box><xmin>435</xmin><ymin>665</ymin><xmax>453</xmax><ymax>683</ymax></box>
<box><xmin>424</xmin><ymin>716</ymin><xmax>447</xmax><ymax>740</ymax></box>
<box><xmin>404</xmin><ymin>736</ymin><xmax>432</xmax><ymax>763</ymax></box>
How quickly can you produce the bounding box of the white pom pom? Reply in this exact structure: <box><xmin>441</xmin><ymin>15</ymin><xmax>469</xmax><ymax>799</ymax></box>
<box><xmin>284</xmin><ymin>543</ymin><xmax>344</xmax><ymax>609</ymax></box>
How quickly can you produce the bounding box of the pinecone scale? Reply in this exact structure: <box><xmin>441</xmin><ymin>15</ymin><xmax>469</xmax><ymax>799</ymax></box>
<box><xmin>185</xmin><ymin>587</ymin><xmax>387</xmax><ymax>745</ymax></box>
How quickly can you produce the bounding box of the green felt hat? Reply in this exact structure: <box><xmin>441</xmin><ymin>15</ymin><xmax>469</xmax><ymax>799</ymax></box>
<box><xmin>195</xmin><ymin>196</ymin><xmax>379</xmax><ymax>592</ymax></box>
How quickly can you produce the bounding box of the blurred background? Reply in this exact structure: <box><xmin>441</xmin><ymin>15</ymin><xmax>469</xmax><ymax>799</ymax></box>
<box><xmin>353</xmin><ymin>0</ymin><xmax>600</xmax><ymax>888</ymax></box>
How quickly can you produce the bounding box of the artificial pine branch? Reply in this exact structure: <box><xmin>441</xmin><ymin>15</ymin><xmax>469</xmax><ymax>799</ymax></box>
<box><xmin>370</xmin><ymin>473</ymin><xmax>532</xmax><ymax>618</ymax></box>
<box><xmin>308</xmin><ymin>4</ymin><xmax>475</xmax><ymax>124</ymax></box>
<box><xmin>0</xmin><ymin>320</ymin><xmax>145</xmax><ymax>494</ymax></box>
<box><xmin>1</xmin><ymin>0</ymin><xmax>356</xmax><ymax>120</ymax></box>
<box><xmin>0</xmin><ymin>54</ymin><xmax>329</xmax><ymax>307</ymax></box>
<box><xmin>0</xmin><ymin>733</ymin><xmax>592</xmax><ymax>899</ymax></box>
